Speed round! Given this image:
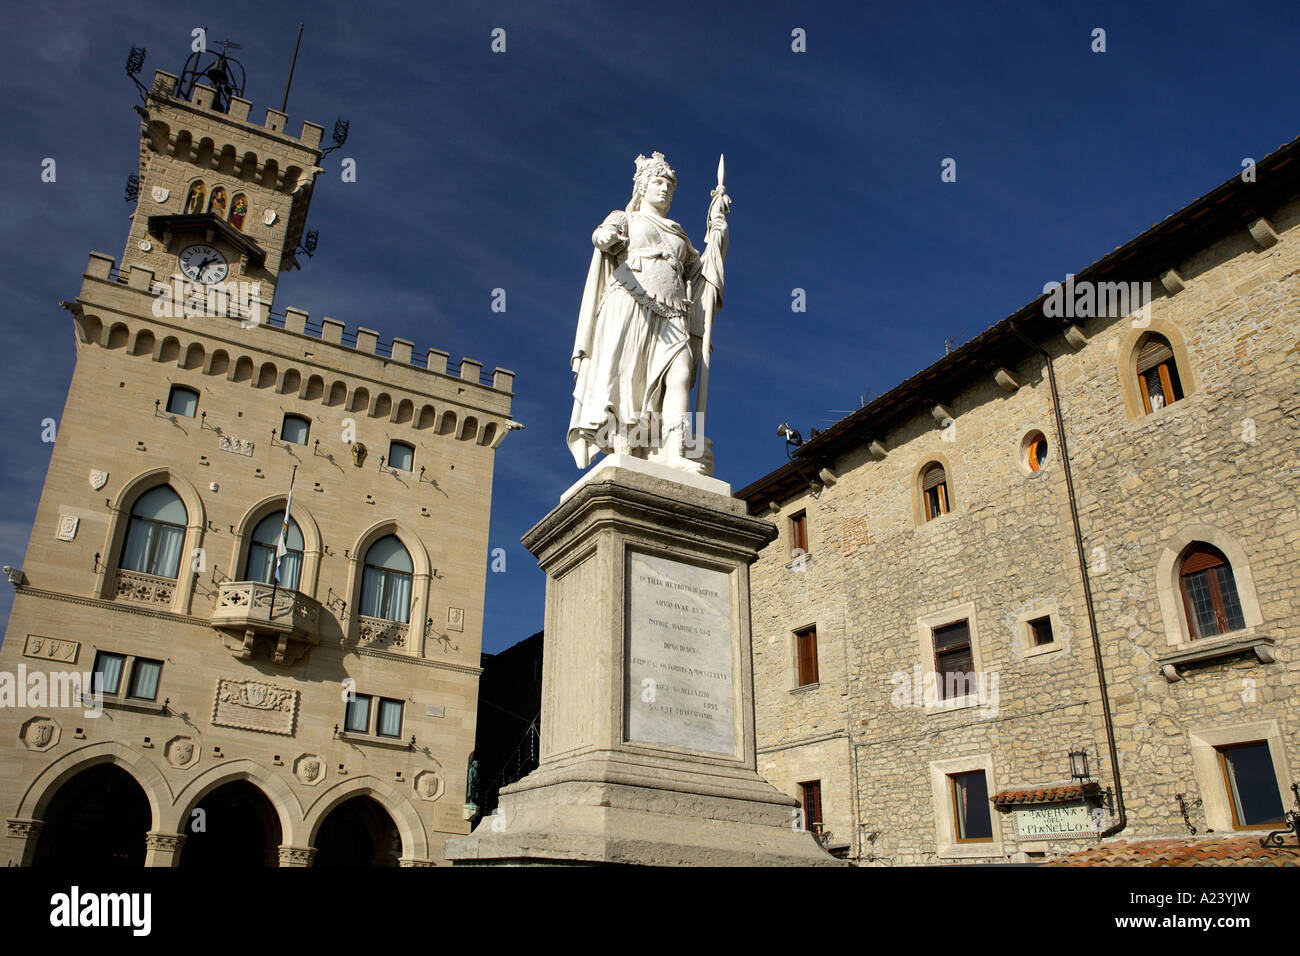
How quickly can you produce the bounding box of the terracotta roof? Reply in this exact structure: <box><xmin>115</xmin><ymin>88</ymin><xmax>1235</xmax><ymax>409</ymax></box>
<box><xmin>992</xmin><ymin>783</ymin><xmax>1099</xmax><ymax>809</ymax></box>
<box><xmin>1045</xmin><ymin>835</ymin><xmax>1300</xmax><ymax>867</ymax></box>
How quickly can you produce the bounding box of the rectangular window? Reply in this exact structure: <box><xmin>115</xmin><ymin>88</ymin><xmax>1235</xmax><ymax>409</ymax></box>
<box><xmin>1028</xmin><ymin>616</ymin><xmax>1054</xmax><ymax>646</ymax></box>
<box><xmin>1217</xmin><ymin>741</ymin><xmax>1285</xmax><ymax>829</ymax></box>
<box><xmin>950</xmin><ymin>770</ymin><xmax>993</xmax><ymax>842</ymax></box>
<box><xmin>166</xmin><ymin>386</ymin><xmax>199</xmax><ymax>418</ymax></box>
<box><xmin>932</xmin><ymin>621</ymin><xmax>973</xmax><ymax>699</ymax></box>
<box><xmin>91</xmin><ymin>651</ymin><xmax>126</xmax><ymax>696</ymax></box>
<box><xmin>344</xmin><ymin>694</ymin><xmax>372</xmax><ymax>733</ymax></box>
<box><xmin>795</xmin><ymin>626</ymin><xmax>819</xmax><ymax>687</ymax></box>
<box><xmin>280</xmin><ymin>414</ymin><xmax>310</xmax><ymax>445</ymax></box>
<box><xmin>799</xmin><ymin>780</ymin><xmax>823</xmax><ymax>834</ymax></box>
<box><xmin>790</xmin><ymin>511</ymin><xmax>808</xmax><ymax>557</ymax></box>
<box><xmin>128</xmin><ymin>658</ymin><xmax>163</xmax><ymax>700</ymax></box>
<box><xmin>377</xmin><ymin>698</ymin><xmax>404</xmax><ymax>738</ymax></box>
<box><xmin>388</xmin><ymin>441</ymin><xmax>414</xmax><ymax>472</ymax></box>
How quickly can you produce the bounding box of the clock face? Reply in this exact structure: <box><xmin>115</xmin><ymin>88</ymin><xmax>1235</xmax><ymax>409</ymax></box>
<box><xmin>178</xmin><ymin>244</ymin><xmax>229</xmax><ymax>284</ymax></box>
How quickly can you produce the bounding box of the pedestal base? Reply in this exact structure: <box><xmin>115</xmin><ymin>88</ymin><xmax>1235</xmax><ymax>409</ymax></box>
<box><xmin>446</xmin><ymin>459</ymin><xmax>844</xmax><ymax>866</ymax></box>
<box><xmin>448</xmin><ymin>777</ymin><xmax>837</xmax><ymax>866</ymax></box>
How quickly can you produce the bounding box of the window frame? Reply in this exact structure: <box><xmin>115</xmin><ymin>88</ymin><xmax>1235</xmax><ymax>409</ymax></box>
<box><xmin>376</xmin><ymin>698</ymin><xmax>405</xmax><ymax>738</ymax></box>
<box><xmin>127</xmin><ymin>657</ymin><xmax>164</xmax><ymax>701</ymax></box>
<box><xmin>929</xmin><ymin>754</ymin><xmax>1001</xmax><ymax>859</ymax></box>
<box><xmin>915</xmin><ymin>603</ymin><xmax>984</xmax><ymax>712</ymax></box>
<box><xmin>932</xmin><ymin>620</ymin><xmax>973</xmax><ymax>701</ymax></box>
<box><xmin>91</xmin><ymin>651</ymin><xmax>127</xmax><ymax>696</ymax></box>
<box><xmin>1216</xmin><ymin>741</ymin><xmax>1287</xmax><ymax>831</ymax></box>
<box><xmin>1188</xmin><ymin>720</ymin><xmax>1292</xmax><ymax>833</ymax></box>
<box><xmin>387</xmin><ymin>440</ymin><xmax>415</xmax><ymax>472</ymax></box>
<box><xmin>789</xmin><ymin>510</ymin><xmax>808</xmax><ymax>559</ymax></box>
<box><xmin>799</xmin><ymin>780</ymin><xmax>823</xmax><ymax>835</ymax></box>
<box><xmin>1178</xmin><ymin>545</ymin><xmax>1246</xmax><ymax>640</ymax></box>
<box><xmin>1028</xmin><ymin>615</ymin><xmax>1054</xmax><ymax>647</ymax></box>
<box><xmin>166</xmin><ymin>385</ymin><xmax>199</xmax><ymax>418</ymax></box>
<box><xmin>280</xmin><ymin>413</ymin><xmax>311</xmax><ymax>446</ymax></box>
<box><xmin>1135</xmin><ymin>334</ymin><xmax>1185</xmax><ymax>414</ymax></box>
<box><xmin>794</xmin><ymin>625</ymin><xmax>819</xmax><ymax>688</ymax></box>
<box><xmin>949</xmin><ymin>770</ymin><xmax>994</xmax><ymax>844</ymax></box>
<box><xmin>119</xmin><ymin>487</ymin><xmax>187</xmax><ymax>580</ymax></box>
<box><xmin>344</xmin><ymin>693</ymin><xmax>373</xmax><ymax>733</ymax></box>
<box><xmin>921</xmin><ymin>464</ymin><xmax>950</xmax><ymax>521</ymax></box>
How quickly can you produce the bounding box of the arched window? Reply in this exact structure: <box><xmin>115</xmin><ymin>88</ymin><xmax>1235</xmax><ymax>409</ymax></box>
<box><xmin>360</xmin><ymin>535</ymin><xmax>413</xmax><ymax>624</ymax></box>
<box><xmin>1136</xmin><ymin>333</ymin><xmax>1184</xmax><ymax>413</ymax></box>
<box><xmin>166</xmin><ymin>385</ymin><xmax>199</xmax><ymax>417</ymax></box>
<box><xmin>280</xmin><ymin>413</ymin><xmax>311</xmax><ymax>445</ymax></box>
<box><xmin>120</xmin><ymin>486</ymin><xmax>187</xmax><ymax>579</ymax></box>
<box><xmin>208</xmin><ymin>187</ymin><xmax>228</xmax><ymax>219</ymax></box>
<box><xmin>388</xmin><ymin>440</ymin><xmax>415</xmax><ymax>472</ymax></box>
<box><xmin>1179</xmin><ymin>544</ymin><xmax>1246</xmax><ymax>639</ymax></box>
<box><xmin>921</xmin><ymin>462</ymin><xmax>950</xmax><ymax>521</ymax></box>
<box><xmin>244</xmin><ymin>512</ymin><xmax>303</xmax><ymax>589</ymax></box>
<box><xmin>229</xmin><ymin>194</ymin><xmax>247</xmax><ymax>230</ymax></box>
<box><xmin>184</xmin><ymin>181</ymin><xmax>206</xmax><ymax>214</ymax></box>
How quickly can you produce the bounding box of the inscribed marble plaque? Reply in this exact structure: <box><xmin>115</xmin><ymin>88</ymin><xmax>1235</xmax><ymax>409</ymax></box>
<box><xmin>625</xmin><ymin>551</ymin><xmax>734</xmax><ymax>755</ymax></box>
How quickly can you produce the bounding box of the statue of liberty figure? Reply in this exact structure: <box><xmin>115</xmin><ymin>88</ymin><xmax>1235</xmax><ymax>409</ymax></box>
<box><xmin>567</xmin><ymin>151</ymin><xmax>730</xmax><ymax>476</ymax></box>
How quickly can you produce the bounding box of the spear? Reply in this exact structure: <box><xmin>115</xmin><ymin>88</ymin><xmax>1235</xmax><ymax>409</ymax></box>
<box><xmin>696</xmin><ymin>153</ymin><xmax>726</xmax><ymax>443</ymax></box>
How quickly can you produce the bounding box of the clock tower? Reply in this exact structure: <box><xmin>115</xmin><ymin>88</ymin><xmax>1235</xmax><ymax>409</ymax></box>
<box><xmin>122</xmin><ymin>48</ymin><xmax>326</xmax><ymax>318</ymax></box>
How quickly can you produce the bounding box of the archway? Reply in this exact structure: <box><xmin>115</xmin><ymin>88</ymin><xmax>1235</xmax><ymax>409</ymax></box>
<box><xmin>313</xmin><ymin>796</ymin><xmax>401</xmax><ymax>867</ymax></box>
<box><xmin>34</xmin><ymin>764</ymin><xmax>151</xmax><ymax>867</ymax></box>
<box><xmin>181</xmin><ymin>781</ymin><xmax>283</xmax><ymax>867</ymax></box>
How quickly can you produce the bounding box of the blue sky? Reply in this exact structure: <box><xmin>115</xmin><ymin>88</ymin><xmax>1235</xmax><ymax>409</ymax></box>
<box><xmin>1</xmin><ymin>1</ymin><xmax>1297</xmax><ymax>652</ymax></box>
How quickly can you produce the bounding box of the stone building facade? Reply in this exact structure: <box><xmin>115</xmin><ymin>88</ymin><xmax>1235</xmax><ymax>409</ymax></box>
<box><xmin>0</xmin><ymin>58</ymin><xmax>515</xmax><ymax>866</ymax></box>
<box><xmin>739</xmin><ymin>138</ymin><xmax>1300</xmax><ymax>864</ymax></box>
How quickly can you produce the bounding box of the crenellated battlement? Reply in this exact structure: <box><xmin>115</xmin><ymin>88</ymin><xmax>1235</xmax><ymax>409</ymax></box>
<box><xmin>149</xmin><ymin>70</ymin><xmax>324</xmax><ymax>156</ymax></box>
<box><xmin>81</xmin><ymin>251</ymin><xmax>515</xmax><ymax>397</ymax></box>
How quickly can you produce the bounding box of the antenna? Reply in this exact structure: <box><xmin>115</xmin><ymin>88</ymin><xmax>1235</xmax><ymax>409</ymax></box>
<box><xmin>281</xmin><ymin>23</ymin><xmax>304</xmax><ymax>113</ymax></box>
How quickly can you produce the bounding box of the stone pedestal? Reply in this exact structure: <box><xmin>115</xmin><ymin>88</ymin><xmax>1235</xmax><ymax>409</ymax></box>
<box><xmin>446</xmin><ymin>456</ymin><xmax>840</xmax><ymax>866</ymax></box>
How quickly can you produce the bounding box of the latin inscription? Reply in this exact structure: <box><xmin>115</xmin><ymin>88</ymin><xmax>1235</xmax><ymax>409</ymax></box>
<box><xmin>626</xmin><ymin>552</ymin><xmax>735</xmax><ymax>755</ymax></box>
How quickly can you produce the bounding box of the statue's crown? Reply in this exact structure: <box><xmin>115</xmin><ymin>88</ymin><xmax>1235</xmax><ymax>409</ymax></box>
<box><xmin>634</xmin><ymin>151</ymin><xmax>676</xmax><ymax>184</ymax></box>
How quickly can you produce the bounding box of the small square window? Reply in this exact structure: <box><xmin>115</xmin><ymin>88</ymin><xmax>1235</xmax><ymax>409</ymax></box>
<box><xmin>950</xmin><ymin>770</ymin><xmax>993</xmax><ymax>842</ymax></box>
<box><xmin>280</xmin><ymin>414</ymin><xmax>310</xmax><ymax>445</ymax></box>
<box><xmin>128</xmin><ymin>658</ymin><xmax>163</xmax><ymax>700</ymax></box>
<box><xmin>795</xmin><ymin>626</ymin><xmax>819</xmax><ymax>687</ymax></box>
<box><xmin>345</xmin><ymin>694</ymin><xmax>372</xmax><ymax>733</ymax></box>
<box><xmin>377</xmin><ymin>698</ymin><xmax>404</xmax><ymax>738</ymax></box>
<box><xmin>166</xmin><ymin>386</ymin><xmax>199</xmax><ymax>418</ymax></box>
<box><xmin>1028</xmin><ymin>616</ymin><xmax>1054</xmax><ymax>646</ymax></box>
<box><xmin>388</xmin><ymin>441</ymin><xmax>414</xmax><ymax>472</ymax></box>
<box><xmin>91</xmin><ymin>651</ymin><xmax>126</xmax><ymax>696</ymax></box>
<box><xmin>1217</xmin><ymin>741</ymin><xmax>1285</xmax><ymax>829</ymax></box>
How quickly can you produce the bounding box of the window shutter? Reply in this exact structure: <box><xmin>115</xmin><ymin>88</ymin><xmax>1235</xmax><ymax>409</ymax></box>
<box><xmin>1180</xmin><ymin>546</ymin><xmax>1225</xmax><ymax>575</ymax></box>
<box><xmin>922</xmin><ymin>463</ymin><xmax>946</xmax><ymax>491</ymax></box>
<box><xmin>1136</xmin><ymin>336</ymin><xmax>1174</xmax><ymax>373</ymax></box>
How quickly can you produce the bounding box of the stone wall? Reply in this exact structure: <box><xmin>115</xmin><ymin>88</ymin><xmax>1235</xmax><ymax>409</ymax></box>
<box><xmin>748</xmin><ymin>196</ymin><xmax>1300</xmax><ymax>864</ymax></box>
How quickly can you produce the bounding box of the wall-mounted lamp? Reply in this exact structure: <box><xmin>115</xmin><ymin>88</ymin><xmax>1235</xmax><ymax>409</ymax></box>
<box><xmin>1069</xmin><ymin>749</ymin><xmax>1091</xmax><ymax>783</ymax></box>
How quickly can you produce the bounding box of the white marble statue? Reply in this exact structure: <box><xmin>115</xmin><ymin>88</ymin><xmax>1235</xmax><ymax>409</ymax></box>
<box><xmin>567</xmin><ymin>152</ymin><xmax>730</xmax><ymax>476</ymax></box>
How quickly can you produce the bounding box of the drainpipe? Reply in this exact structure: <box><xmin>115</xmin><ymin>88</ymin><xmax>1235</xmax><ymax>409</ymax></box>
<box><xmin>1009</xmin><ymin>320</ymin><xmax>1126</xmax><ymax>839</ymax></box>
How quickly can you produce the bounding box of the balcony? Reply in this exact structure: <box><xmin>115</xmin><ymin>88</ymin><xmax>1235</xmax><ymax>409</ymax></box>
<box><xmin>115</xmin><ymin>569</ymin><xmax>177</xmax><ymax>607</ymax></box>
<box><xmin>354</xmin><ymin>614</ymin><xmax>411</xmax><ymax>651</ymax></box>
<box><xmin>212</xmin><ymin>581</ymin><xmax>323</xmax><ymax>666</ymax></box>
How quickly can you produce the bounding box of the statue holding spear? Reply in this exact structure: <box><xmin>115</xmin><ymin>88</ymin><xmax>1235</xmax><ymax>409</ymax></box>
<box><xmin>567</xmin><ymin>151</ymin><xmax>731</xmax><ymax>477</ymax></box>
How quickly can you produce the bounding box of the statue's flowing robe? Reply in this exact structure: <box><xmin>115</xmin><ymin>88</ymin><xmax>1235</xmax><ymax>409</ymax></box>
<box><xmin>567</xmin><ymin>209</ymin><xmax>725</xmax><ymax>468</ymax></box>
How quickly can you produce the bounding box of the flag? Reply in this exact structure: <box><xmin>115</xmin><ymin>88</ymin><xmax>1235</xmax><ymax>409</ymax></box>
<box><xmin>274</xmin><ymin>467</ymin><xmax>296</xmax><ymax>584</ymax></box>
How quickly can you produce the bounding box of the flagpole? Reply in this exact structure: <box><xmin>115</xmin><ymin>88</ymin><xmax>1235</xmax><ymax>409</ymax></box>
<box><xmin>271</xmin><ymin>465</ymin><xmax>297</xmax><ymax>620</ymax></box>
